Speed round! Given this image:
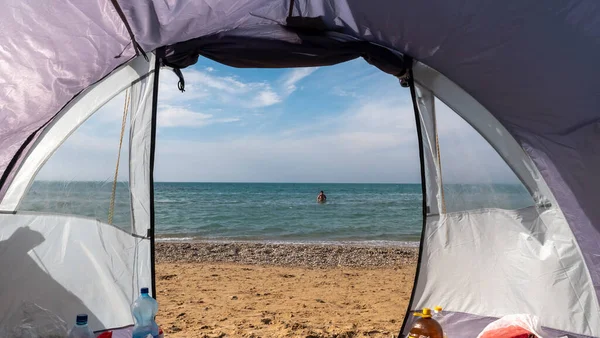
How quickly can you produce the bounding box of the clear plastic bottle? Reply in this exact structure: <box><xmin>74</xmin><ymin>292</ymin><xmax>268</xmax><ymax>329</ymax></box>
<box><xmin>67</xmin><ymin>314</ymin><xmax>95</xmax><ymax>338</ymax></box>
<box><xmin>407</xmin><ymin>308</ymin><xmax>444</xmax><ymax>338</ymax></box>
<box><xmin>432</xmin><ymin>306</ymin><xmax>448</xmax><ymax>338</ymax></box>
<box><xmin>132</xmin><ymin>287</ymin><xmax>159</xmax><ymax>338</ymax></box>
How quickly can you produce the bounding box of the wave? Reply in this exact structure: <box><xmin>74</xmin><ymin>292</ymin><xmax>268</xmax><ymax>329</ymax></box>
<box><xmin>156</xmin><ymin>236</ymin><xmax>195</xmax><ymax>242</ymax></box>
<box><xmin>155</xmin><ymin>199</ymin><xmax>180</xmax><ymax>203</ymax></box>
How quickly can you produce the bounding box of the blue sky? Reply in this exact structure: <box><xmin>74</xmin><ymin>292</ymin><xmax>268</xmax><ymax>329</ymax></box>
<box><xmin>37</xmin><ymin>57</ymin><xmax>520</xmax><ymax>184</ymax></box>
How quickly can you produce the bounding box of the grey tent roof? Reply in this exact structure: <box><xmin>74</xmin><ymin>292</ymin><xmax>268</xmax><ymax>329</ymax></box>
<box><xmin>1</xmin><ymin>0</ymin><xmax>599</xmax><ymax>317</ymax></box>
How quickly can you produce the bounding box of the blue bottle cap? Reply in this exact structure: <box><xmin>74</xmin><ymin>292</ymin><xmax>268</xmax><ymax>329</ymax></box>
<box><xmin>76</xmin><ymin>314</ymin><xmax>88</xmax><ymax>325</ymax></box>
<box><xmin>141</xmin><ymin>287</ymin><xmax>149</xmax><ymax>294</ymax></box>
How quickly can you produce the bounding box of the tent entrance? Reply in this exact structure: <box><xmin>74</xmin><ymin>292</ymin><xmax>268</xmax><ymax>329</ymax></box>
<box><xmin>1</xmin><ymin>47</ymin><xmax>598</xmax><ymax>337</ymax></box>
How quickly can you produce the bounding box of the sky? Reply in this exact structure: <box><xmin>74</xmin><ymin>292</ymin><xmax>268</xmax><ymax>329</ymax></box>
<box><xmin>36</xmin><ymin>57</ymin><xmax>520</xmax><ymax>184</ymax></box>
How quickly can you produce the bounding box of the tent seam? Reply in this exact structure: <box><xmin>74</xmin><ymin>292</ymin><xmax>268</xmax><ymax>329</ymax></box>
<box><xmin>109</xmin><ymin>0</ymin><xmax>148</xmax><ymax>60</ymax></box>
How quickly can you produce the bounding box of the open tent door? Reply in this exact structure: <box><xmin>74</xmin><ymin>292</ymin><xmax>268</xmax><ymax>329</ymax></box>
<box><xmin>0</xmin><ymin>55</ymin><xmax>158</xmax><ymax>333</ymax></box>
<box><xmin>0</xmin><ymin>2</ymin><xmax>599</xmax><ymax>336</ymax></box>
<box><xmin>401</xmin><ymin>63</ymin><xmax>600</xmax><ymax>337</ymax></box>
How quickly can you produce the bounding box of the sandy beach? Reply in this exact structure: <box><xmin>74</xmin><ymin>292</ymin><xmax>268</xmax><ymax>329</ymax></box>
<box><xmin>155</xmin><ymin>242</ymin><xmax>418</xmax><ymax>337</ymax></box>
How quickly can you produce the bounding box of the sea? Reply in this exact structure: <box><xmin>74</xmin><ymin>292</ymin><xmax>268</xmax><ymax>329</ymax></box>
<box><xmin>20</xmin><ymin>182</ymin><xmax>533</xmax><ymax>245</ymax></box>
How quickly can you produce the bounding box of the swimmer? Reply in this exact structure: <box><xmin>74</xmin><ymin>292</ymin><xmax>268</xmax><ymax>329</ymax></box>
<box><xmin>317</xmin><ymin>190</ymin><xmax>327</xmax><ymax>203</ymax></box>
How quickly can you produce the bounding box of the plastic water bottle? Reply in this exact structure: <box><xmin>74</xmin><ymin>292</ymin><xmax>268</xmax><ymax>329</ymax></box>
<box><xmin>132</xmin><ymin>287</ymin><xmax>159</xmax><ymax>338</ymax></box>
<box><xmin>67</xmin><ymin>314</ymin><xmax>95</xmax><ymax>338</ymax></box>
<box><xmin>432</xmin><ymin>306</ymin><xmax>448</xmax><ymax>338</ymax></box>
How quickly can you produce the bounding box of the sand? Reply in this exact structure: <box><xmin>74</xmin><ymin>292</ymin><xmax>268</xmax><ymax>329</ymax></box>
<box><xmin>155</xmin><ymin>242</ymin><xmax>417</xmax><ymax>338</ymax></box>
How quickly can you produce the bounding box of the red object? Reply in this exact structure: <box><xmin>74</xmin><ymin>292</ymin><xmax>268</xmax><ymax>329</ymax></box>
<box><xmin>96</xmin><ymin>332</ymin><xmax>113</xmax><ymax>338</ymax></box>
<box><xmin>479</xmin><ymin>325</ymin><xmax>535</xmax><ymax>338</ymax></box>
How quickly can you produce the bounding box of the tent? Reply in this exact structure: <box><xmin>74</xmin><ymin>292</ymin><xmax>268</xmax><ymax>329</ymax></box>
<box><xmin>0</xmin><ymin>1</ymin><xmax>599</xmax><ymax>336</ymax></box>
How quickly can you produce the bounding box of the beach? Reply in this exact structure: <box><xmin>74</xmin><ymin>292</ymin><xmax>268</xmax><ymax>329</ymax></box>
<box><xmin>155</xmin><ymin>242</ymin><xmax>418</xmax><ymax>337</ymax></box>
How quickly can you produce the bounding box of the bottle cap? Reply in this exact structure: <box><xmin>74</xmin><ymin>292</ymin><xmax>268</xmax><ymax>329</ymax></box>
<box><xmin>141</xmin><ymin>287</ymin><xmax>149</xmax><ymax>294</ymax></box>
<box><xmin>412</xmin><ymin>308</ymin><xmax>432</xmax><ymax>318</ymax></box>
<box><xmin>76</xmin><ymin>314</ymin><xmax>88</xmax><ymax>325</ymax></box>
<box><xmin>434</xmin><ymin>306</ymin><xmax>443</xmax><ymax>312</ymax></box>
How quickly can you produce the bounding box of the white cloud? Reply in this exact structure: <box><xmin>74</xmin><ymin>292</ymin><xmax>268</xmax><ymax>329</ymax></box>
<box><xmin>218</xmin><ymin>117</ymin><xmax>241</xmax><ymax>123</ymax></box>
<box><xmin>32</xmin><ymin>61</ymin><xmax>519</xmax><ymax>184</ymax></box>
<box><xmin>36</xmin><ymin>93</ymin><xmax>418</xmax><ymax>182</ymax></box>
<box><xmin>153</xmin><ymin>133</ymin><xmax>419</xmax><ymax>183</ymax></box>
<box><xmin>331</xmin><ymin>86</ymin><xmax>356</xmax><ymax>97</ymax></box>
<box><xmin>282</xmin><ymin>68</ymin><xmax>318</xmax><ymax>95</ymax></box>
<box><xmin>150</xmin><ymin>96</ymin><xmax>420</xmax><ymax>183</ymax></box>
<box><xmin>155</xmin><ymin>69</ymin><xmax>279</xmax><ymax>129</ymax></box>
<box><xmin>156</xmin><ymin>66</ymin><xmax>322</xmax><ymax>125</ymax></box>
<box><xmin>158</xmin><ymin>106</ymin><xmax>213</xmax><ymax>128</ymax></box>
<box><xmin>160</xmin><ymin>69</ymin><xmax>282</xmax><ymax>110</ymax></box>
<box><xmin>34</xmin><ymin>89</ymin><xmax>520</xmax><ymax>184</ymax></box>
<box><xmin>159</xmin><ymin>70</ymin><xmax>209</xmax><ymax>103</ymax></box>
<box><xmin>250</xmin><ymin>90</ymin><xmax>281</xmax><ymax>108</ymax></box>
<box><xmin>191</xmin><ymin>73</ymin><xmax>248</xmax><ymax>94</ymax></box>
<box><xmin>158</xmin><ymin>104</ymin><xmax>240</xmax><ymax>128</ymax></box>
<box><xmin>150</xmin><ymin>95</ymin><xmax>519</xmax><ymax>184</ymax></box>
<box><xmin>158</xmin><ymin>66</ymin><xmax>320</xmax><ymax>117</ymax></box>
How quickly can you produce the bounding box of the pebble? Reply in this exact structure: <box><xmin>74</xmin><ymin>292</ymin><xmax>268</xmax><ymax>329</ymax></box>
<box><xmin>156</xmin><ymin>242</ymin><xmax>418</xmax><ymax>268</ymax></box>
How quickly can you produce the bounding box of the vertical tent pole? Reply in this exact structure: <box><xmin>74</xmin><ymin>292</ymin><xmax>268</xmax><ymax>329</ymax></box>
<box><xmin>149</xmin><ymin>49</ymin><xmax>163</xmax><ymax>299</ymax></box>
<box><xmin>398</xmin><ymin>60</ymin><xmax>429</xmax><ymax>337</ymax></box>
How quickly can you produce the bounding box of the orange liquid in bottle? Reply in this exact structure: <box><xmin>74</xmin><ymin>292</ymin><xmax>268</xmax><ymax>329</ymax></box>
<box><xmin>407</xmin><ymin>308</ymin><xmax>444</xmax><ymax>338</ymax></box>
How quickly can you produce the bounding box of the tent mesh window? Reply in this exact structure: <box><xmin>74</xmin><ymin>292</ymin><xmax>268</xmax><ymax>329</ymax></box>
<box><xmin>434</xmin><ymin>98</ymin><xmax>534</xmax><ymax>213</ymax></box>
<box><xmin>19</xmin><ymin>92</ymin><xmax>133</xmax><ymax>231</ymax></box>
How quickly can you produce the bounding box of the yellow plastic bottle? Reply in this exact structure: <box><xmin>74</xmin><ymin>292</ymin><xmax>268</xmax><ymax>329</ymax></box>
<box><xmin>407</xmin><ymin>308</ymin><xmax>444</xmax><ymax>338</ymax></box>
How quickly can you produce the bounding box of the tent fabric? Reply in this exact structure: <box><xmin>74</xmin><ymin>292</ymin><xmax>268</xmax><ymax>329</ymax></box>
<box><xmin>0</xmin><ymin>213</ymin><xmax>150</xmax><ymax>332</ymax></box>
<box><xmin>1</xmin><ymin>1</ymin><xmax>598</xmax><ymax>230</ymax></box>
<box><xmin>411</xmin><ymin>63</ymin><xmax>600</xmax><ymax>337</ymax></box>
<box><xmin>0</xmin><ymin>0</ymin><xmax>135</xmax><ymax>200</ymax></box>
<box><xmin>1</xmin><ymin>0</ymin><xmax>599</xmax><ymax>335</ymax></box>
<box><xmin>0</xmin><ymin>56</ymin><xmax>154</xmax><ymax>214</ymax></box>
<box><xmin>2</xmin><ymin>3</ymin><xmax>598</xmax><ymax>294</ymax></box>
<box><xmin>0</xmin><ymin>53</ymin><xmax>155</xmax><ymax>333</ymax></box>
<box><xmin>414</xmin><ymin>84</ymin><xmax>443</xmax><ymax>215</ymax></box>
<box><xmin>161</xmin><ymin>27</ymin><xmax>409</xmax><ymax>76</ymax></box>
<box><xmin>127</xmin><ymin>54</ymin><xmax>157</xmax><ymax>236</ymax></box>
<box><xmin>115</xmin><ymin>0</ymin><xmax>600</xmax><ymax>305</ymax></box>
<box><xmin>407</xmin><ymin>207</ymin><xmax>600</xmax><ymax>336</ymax></box>
<box><xmin>116</xmin><ymin>0</ymin><xmax>281</xmax><ymax>52</ymax></box>
<box><xmin>412</xmin><ymin>63</ymin><xmax>554</xmax><ymax>204</ymax></box>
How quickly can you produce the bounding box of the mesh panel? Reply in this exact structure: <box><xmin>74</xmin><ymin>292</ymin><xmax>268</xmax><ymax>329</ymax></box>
<box><xmin>19</xmin><ymin>92</ymin><xmax>132</xmax><ymax>231</ymax></box>
<box><xmin>435</xmin><ymin>98</ymin><xmax>534</xmax><ymax>213</ymax></box>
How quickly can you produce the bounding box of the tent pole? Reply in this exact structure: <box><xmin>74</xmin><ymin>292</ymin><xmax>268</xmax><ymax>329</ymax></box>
<box><xmin>149</xmin><ymin>49</ymin><xmax>163</xmax><ymax>299</ymax></box>
<box><xmin>398</xmin><ymin>61</ymin><xmax>429</xmax><ymax>337</ymax></box>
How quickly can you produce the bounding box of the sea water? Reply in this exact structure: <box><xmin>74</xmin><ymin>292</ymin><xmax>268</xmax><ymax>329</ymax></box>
<box><xmin>20</xmin><ymin>182</ymin><xmax>533</xmax><ymax>244</ymax></box>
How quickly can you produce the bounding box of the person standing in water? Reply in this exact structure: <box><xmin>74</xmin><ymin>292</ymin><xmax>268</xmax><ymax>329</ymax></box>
<box><xmin>317</xmin><ymin>190</ymin><xmax>327</xmax><ymax>203</ymax></box>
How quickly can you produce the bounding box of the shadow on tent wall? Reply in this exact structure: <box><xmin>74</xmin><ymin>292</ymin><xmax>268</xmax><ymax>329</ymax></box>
<box><xmin>0</xmin><ymin>226</ymin><xmax>101</xmax><ymax>332</ymax></box>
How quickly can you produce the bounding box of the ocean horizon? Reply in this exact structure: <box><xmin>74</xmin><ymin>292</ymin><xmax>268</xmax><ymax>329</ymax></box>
<box><xmin>20</xmin><ymin>181</ymin><xmax>533</xmax><ymax>244</ymax></box>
